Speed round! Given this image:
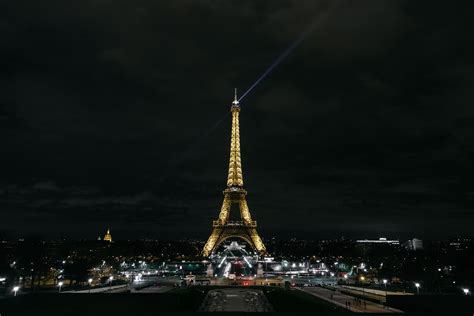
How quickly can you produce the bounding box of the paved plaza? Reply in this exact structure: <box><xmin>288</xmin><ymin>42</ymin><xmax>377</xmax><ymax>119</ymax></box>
<box><xmin>200</xmin><ymin>288</ymin><xmax>272</xmax><ymax>312</ymax></box>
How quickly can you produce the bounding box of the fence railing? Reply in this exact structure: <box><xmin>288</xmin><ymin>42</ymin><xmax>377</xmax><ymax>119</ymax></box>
<box><xmin>212</xmin><ymin>220</ymin><xmax>257</xmax><ymax>227</ymax></box>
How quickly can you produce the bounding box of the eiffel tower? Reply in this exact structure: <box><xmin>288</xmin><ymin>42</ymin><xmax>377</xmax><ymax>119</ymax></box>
<box><xmin>202</xmin><ymin>90</ymin><xmax>266</xmax><ymax>257</ymax></box>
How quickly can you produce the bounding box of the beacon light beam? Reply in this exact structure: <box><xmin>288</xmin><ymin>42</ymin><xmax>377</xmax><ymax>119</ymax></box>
<box><xmin>238</xmin><ymin>0</ymin><xmax>341</xmax><ymax>102</ymax></box>
<box><xmin>181</xmin><ymin>16</ymin><xmax>319</xmax><ymax>155</ymax></box>
<box><xmin>164</xmin><ymin>4</ymin><xmax>338</xmax><ymax>172</ymax></box>
<box><xmin>177</xmin><ymin>21</ymin><xmax>317</xmax><ymax>159</ymax></box>
<box><xmin>238</xmin><ymin>21</ymin><xmax>317</xmax><ymax>103</ymax></box>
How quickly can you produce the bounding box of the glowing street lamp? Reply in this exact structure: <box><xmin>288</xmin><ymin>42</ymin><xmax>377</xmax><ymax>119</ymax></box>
<box><xmin>414</xmin><ymin>283</ymin><xmax>420</xmax><ymax>295</ymax></box>
<box><xmin>12</xmin><ymin>286</ymin><xmax>20</xmax><ymax>296</ymax></box>
<box><xmin>109</xmin><ymin>276</ymin><xmax>113</xmax><ymax>290</ymax></box>
<box><xmin>88</xmin><ymin>278</ymin><xmax>93</xmax><ymax>293</ymax></box>
<box><xmin>58</xmin><ymin>281</ymin><xmax>63</xmax><ymax>292</ymax></box>
<box><xmin>463</xmin><ymin>288</ymin><xmax>470</xmax><ymax>295</ymax></box>
<box><xmin>383</xmin><ymin>279</ymin><xmax>388</xmax><ymax>296</ymax></box>
<box><xmin>360</xmin><ymin>276</ymin><xmax>366</xmax><ymax>296</ymax></box>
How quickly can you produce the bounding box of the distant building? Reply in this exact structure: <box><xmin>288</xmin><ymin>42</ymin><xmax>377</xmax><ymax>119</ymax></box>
<box><xmin>103</xmin><ymin>229</ymin><xmax>112</xmax><ymax>242</ymax></box>
<box><xmin>356</xmin><ymin>237</ymin><xmax>399</xmax><ymax>245</ymax></box>
<box><xmin>448</xmin><ymin>238</ymin><xmax>471</xmax><ymax>251</ymax></box>
<box><xmin>405</xmin><ymin>238</ymin><xmax>423</xmax><ymax>250</ymax></box>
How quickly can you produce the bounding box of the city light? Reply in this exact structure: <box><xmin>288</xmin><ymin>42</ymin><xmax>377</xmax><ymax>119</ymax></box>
<box><xmin>243</xmin><ymin>257</ymin><xmax>252</xmax><ymax>268</ymax></box>
<box><xmin>88</xmin><ymin>278</ymin><xmax>93</xmax><ymax>293</ymax></box>
<box><xmin>12</xmin><ymin>286</ymin><xmax>20</xmax><ymax>296</ymax></box>
<box><xmin>415</xmin><ymin>282</ymin><xmax>420</xmax><ymax>295</ymax></box>
<box><xmin>360</xmin><ymin>276</ymin><xmax>366</xmax><ymax>295</ymax></box>
<box><xmin>218</xmin><ymin>256</ymin><xmax>227</xmax><ymax>268</ymax></box>
<box><xmin>58</xmin><ymin>281</ymin><xmax>63</xmax><ymax>292</ymax></box>
<box><xmin>463</xmin><ymin>288</ymin><xmax>470</xmax><ymax>295</ymax></box>
<box><xmin>383</xmin><ymin>279</ymin><xmax>388</xmax><ymax>284</ymax></box>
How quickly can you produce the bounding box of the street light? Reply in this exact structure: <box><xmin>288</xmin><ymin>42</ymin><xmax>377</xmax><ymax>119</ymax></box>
<box><xmin>88</xmin><ymin>278</ymin><xmax>93</xmax><ymax>293</ymax></box>
<box><xmin>58</xmin><ymin>281</ymin><xmax>63</xmax><ymax>293</ymax></box>
<box><xmin>383</xmin><ymin>279</ymin><xmax>388</xmax><ymax>296</ymax></box>
<box><xmin>414</xmin><ymin>283</ymin><xmax>420</xmax><ymax>295</ymax></box>
<box><xmin>360</xmin><ymin>276</ymin><xmax>365</xmax><ymax>296</ymax></box>
<box><xmin>463</xmin><ymin>288</ymin><xmax>470</xmax><ymax>295</ymax></box>
<box><xmin>12</xmin><ymin>286</ymin><xmax>20</xmax><ymax>296</ymax></box>
<box><xmin>109</xmin><ymin>276</ymin><xmax>113</xmax><ymax>290</ymax></box>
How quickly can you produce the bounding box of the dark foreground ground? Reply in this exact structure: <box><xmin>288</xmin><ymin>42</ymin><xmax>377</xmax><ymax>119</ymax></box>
<box><xmin>1</xmin><ymin>286</ymin><xmax>349</xmax><ymax>315</ymax></box>
<box><xmin>3</xmin><ymin>286</ymin><xmax>474</xmax><ymax>315</ymax></box>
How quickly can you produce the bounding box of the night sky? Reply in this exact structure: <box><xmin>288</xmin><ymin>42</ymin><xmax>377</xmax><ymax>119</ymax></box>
<box><xmin>1</xmin><ymin>0</ymin><xmax>474</xmax><ymax>240</ymax></box>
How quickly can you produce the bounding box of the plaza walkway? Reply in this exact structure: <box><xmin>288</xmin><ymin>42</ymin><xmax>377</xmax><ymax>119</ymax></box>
<box><xmin>299</xmin><ymin>286</ymin><xmax>403</xmax><ymax>313</ymax></box>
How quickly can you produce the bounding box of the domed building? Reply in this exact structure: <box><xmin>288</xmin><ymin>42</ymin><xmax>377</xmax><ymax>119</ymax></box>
<box><xmin>103</xmin><ymin>229</ymin><xmax>112</xmax><ymax>242</ymax></box>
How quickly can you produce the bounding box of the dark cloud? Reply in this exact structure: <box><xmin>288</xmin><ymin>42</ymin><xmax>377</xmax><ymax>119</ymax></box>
<box><xmin>1</xmin><ymin>0</ymin><xmax>473</xmax><ymax>239</ymax></box>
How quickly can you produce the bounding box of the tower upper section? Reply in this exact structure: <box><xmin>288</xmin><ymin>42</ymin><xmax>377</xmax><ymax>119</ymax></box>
<box><xmin>227</xmin><ymin>89</ymin><xmax>244</xmax><ymax>187</ymax></box>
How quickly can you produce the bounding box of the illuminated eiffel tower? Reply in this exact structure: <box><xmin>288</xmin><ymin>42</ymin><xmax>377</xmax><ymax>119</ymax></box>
<box><xmin>202</xmin><ymin>90</ymin><xmax>266</xmax><ymax>257</ymax></box>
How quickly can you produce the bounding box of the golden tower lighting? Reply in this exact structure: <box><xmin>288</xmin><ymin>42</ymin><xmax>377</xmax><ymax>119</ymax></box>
<box><xmin>103</xmin><ymin>229</ymin><xmax>112</xmax><ymax>242</ymax></box>
<box><xmin>202</xmin><ymin>90</ymin><xmax>266</xmax><ymax>257</ymax></box>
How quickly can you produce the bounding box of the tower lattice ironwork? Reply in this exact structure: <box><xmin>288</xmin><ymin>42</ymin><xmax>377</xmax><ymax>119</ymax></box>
<box><xmin>202</xmin><ymin>90</ymin><xmax>266</xmax><ymax>257</ymax></box>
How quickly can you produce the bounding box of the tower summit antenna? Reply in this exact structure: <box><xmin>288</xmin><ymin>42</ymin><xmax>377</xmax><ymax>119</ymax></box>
<box><xmin>232</xmin><ymin>88</ymin><xmax>239</xmax><ymax>106</ymax></box>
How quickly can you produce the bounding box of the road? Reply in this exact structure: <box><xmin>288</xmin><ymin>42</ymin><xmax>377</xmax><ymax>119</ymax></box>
<box><xmin>300</xmin><ymin>286</ymin><xmax>403</xmax><ymax>313</ymax></box>
<box><xmin>200</xmin><ymin>288</ymin><xmax>272</xmax><ymax>312</ymax></box>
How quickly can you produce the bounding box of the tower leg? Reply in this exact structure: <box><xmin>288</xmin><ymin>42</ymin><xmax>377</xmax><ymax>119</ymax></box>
<box><xmin>248</xmin><ymin>228</ymin><xmax>266</xmax><ymax>255</ymax></box>
<box><xmin>202</xmin><ymin>227</ymin><xmax>222</xmax><ymax>257</ymax></box>
<box><xmin>239</xmin><ymin>198</ymin><xmax>253</xmax><ymax>225</ymax></box>
<box><xmin>218</xmin><ymin>196</ymin><xmax>231</xmax><ymax>224</ymax></box>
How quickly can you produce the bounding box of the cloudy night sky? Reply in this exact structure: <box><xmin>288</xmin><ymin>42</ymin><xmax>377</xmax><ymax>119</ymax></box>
<box><xmin>1</xmin><ymin>0</ymin><xmax>473</xmax><ymax>240</ymax></box>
